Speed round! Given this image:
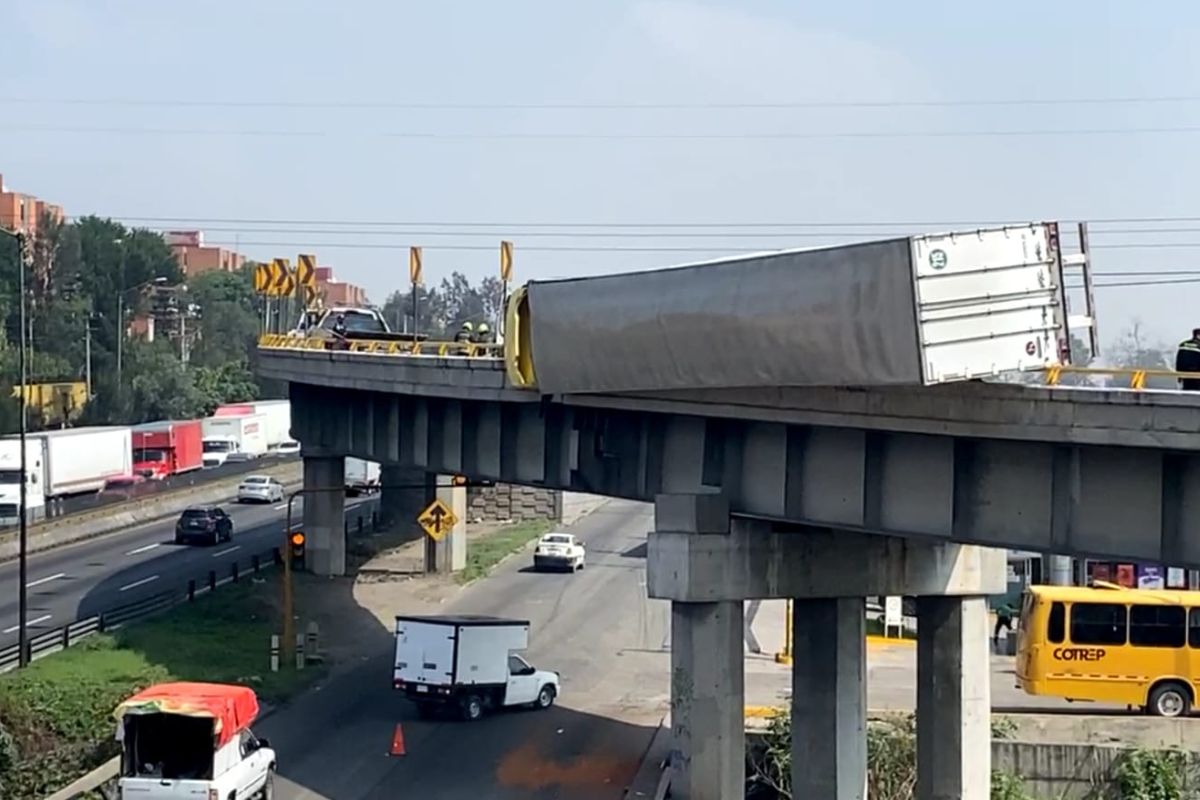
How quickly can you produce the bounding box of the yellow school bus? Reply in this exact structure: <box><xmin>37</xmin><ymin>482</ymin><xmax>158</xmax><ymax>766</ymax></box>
<box><xmin>1016</xmin><ymin>583</ymin><xmax>1200</xmax><ymax>716</ymax></box>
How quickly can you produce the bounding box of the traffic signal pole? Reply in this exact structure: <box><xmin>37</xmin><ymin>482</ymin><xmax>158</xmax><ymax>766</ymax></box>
<box><xmin>280</xmin><ymin>477</ymin><xmax>475</xmax><ymax>666</ymax></box>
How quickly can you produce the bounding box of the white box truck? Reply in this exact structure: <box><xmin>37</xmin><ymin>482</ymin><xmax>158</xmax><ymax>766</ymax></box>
<box><xmin>516</xmin><ymin>222</ymin><xmax>1094</xmax><ymax>394</ymax></box>
<box><xmin>201</xmin><ymin>414</ymin><xmax>268</xmax><ymax>467</ymax></box>
<box><xmin>393</xmin><ymin>615</ymin><xmax>560</xmax><ymax>721</ymax></box>
<box><xmin>0</xmin><ymin>439</ymin><xmax>47</xmax><ymax>526</ymax></box>
<box><xmin>213</xmin><ymin>400</ymin><xmax>292</xmax><ymax>450</ymax></box>
<box><xmin>14</xmin><ymin>426</ymin><xmax>133</xmax><ymax>497</ymax></box>
<box><xmin>345</xmin><ymin>457</ymin><xmax>380</xmax><ymax>496</ymax></box>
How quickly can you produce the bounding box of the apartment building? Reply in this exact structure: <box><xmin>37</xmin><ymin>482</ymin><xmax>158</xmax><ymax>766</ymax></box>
<box><xmin>164</xmin><ymin>230</ymin><xmax>246</xmax><ymax>277</ymax></box>
<box><xmin>0</xmin><ymin>173</ymin><xmax>65</xmax><ymax>236</ymax></box>
<box><xmin>315</xmin><ymin>266</ymin><xmax>368</xmax><ymax>307</ymax></box>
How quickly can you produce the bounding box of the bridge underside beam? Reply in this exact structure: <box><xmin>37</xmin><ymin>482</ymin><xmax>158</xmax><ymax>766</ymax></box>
<box><xmin>290</xmin><ymin>382</ymin><xmax>1200</xmax><ymax>567</ymax></box>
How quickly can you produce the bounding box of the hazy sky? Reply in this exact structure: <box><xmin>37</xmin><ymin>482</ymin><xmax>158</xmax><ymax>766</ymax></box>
<box><xmin>3</xmin><ymin>0</ymin><xmax>1200</xmax><ymax>353</ymax></box>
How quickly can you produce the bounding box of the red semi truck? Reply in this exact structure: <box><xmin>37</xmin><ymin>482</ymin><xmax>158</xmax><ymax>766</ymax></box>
<box><xmin>132</xmin><ymin>420</ymin><xmax>204</xmax><ymax>480</ymax></box>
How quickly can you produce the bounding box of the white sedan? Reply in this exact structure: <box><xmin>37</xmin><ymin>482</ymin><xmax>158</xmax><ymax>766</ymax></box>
<box><xmin>533</xmin><ymin>533</ymin><xmax>586</xmax><ymax>572</ymax></box>
<box><xmin>236</xmin><ymin>475</ymin><xmax>285</xmax><ymax>503</ymax></box>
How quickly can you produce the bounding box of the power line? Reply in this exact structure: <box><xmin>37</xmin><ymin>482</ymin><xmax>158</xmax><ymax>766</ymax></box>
<box><xmin>93</xmin><ymin>214</ymin><xmax>1200</xmax><ymax>229</ymax></box>
<box><xmin>9</xmin><ymin>124</ymin><xmax>1200</xmax><ymax>139</ymax></box>
<box><xmin>6</xmin><ymin>94</ymin><xmax>1200</xmax><ymax>110</ymax></box>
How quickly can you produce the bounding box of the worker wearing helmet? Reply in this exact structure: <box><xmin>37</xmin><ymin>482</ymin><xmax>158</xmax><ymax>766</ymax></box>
<box><xmin>454</xmin><ymin>321</ymin><xmax>474</xmax><ymax>343</ymax></box>
<box><xmin>473</xmin><ymin>322</ymin><xmax>493</xmax><ymax>349</ymax></box>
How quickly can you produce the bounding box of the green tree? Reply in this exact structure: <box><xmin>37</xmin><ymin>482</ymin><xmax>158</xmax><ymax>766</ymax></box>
<box><xmin>188</xmin><ymin>269</ymin><xmax>259</xmax><ymax>368</ymax></box>
<box><xmin>121</xmin><ymin>340</ymin><xmax>207</xmax><ymax>423</ymax></box>
<box><xmin>193</xmin><ymin>362</ymin><xmax>259</xmax><ymax>415</ymax></box>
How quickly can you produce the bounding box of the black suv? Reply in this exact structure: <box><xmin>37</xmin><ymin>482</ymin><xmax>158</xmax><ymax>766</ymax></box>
<box><xmin>175</xmin><ymin>506</ymin><xmax>233</xmax><ymax>546</ymax></box>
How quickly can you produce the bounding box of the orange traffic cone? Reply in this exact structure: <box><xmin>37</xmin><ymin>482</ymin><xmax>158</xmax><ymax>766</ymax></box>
<box><xmin>389</xmin><ymin>723</ymin><xmax>406</xmax><ymax>757</ymax></box>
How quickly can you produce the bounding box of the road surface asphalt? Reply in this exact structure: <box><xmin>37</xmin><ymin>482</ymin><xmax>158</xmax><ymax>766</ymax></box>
<box><xmin>0</xmin><ymin>493</ymin><xmax>374</xmax><ymax>648</ymax></box>
<box><xmin>264</xmin><ymin>499</ymin><xmax>669</xmax><ymax>800</ymax></box>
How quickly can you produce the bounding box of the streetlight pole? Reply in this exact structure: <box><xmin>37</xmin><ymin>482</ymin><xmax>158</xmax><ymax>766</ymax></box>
<box><xmin>15</xmin><ymin>232</ymin><xmax>29</xmax><ymax>667</ymax></box>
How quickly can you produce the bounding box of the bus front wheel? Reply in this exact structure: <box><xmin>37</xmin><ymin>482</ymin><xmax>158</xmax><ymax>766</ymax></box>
<box><xmin>1147</xmin><ymin>682</ymin><xmax>1192</xmax><ymax>718</ymax></box>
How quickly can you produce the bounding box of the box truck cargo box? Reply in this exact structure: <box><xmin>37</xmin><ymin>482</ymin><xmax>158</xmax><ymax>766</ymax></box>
<box><xmin>8</xmin><ymin>426</ymin><xmax>133</xmax><ymax>497</ymax></box>
<box><xmin>520</xmin><ymin>223</ymin><xmax>1087</xmax><ymax>395</ymax></box>
<box><xmin>132</xmin><ymin>420</ymin><xmax>203</xmax><ymax>479</ymax></box>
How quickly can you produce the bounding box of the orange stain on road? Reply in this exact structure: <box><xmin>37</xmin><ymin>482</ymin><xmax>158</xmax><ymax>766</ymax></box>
<box><xmin>496</xmin><ymin>742</ymin><xmax>639</xmax><ymax>794</ymax></box>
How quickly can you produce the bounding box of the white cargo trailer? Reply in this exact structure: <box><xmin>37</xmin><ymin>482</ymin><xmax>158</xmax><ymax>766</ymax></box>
<box><xmin>0</xmin><ymin>439</ymin><xmax>47</xmax><ymax>526</ymax></box>
<box><xmin>392</xmin><ymin>615</ymin><xmax>559</xmax><ymax>721</ymax></box>
<box><xmin>518</xmin><ymin>223</ymin><xmax>1095</xmax><ymax>394</ymax></box>
<box><xmin>214</xmin><ymin>400</ymin><xmax>292</xmax><ymax>449</ymax></box>
<box><xmin>14</xmin><ymin>426</ymin><xmax>133</xmax><ymax>497</ymax></box>
<box><xmin>344</xmin><ymin>457</ymin><xmax>380</xmax><ymax>496</ymax></box>
<box><xmin>202</xmin><ymin>415</ymin><xmax>268</xmax><ymax>466</ymax></box>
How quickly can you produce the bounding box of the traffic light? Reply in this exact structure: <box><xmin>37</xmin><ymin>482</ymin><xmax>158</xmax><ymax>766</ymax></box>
<box><xmin>290</xmin><ymin>531</ymin><xmax>306</xmax><ymax>569</ymax></box>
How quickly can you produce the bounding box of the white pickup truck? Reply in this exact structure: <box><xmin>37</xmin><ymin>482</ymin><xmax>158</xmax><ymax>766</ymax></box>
<box><xmin>393</xmin><ymin>615</ymin><xmax>560</xmax><ymax>721</ymax></box>
<box><xmin>114</xmin><ymin>682</ymin><xmax>275</xmax><ymax>800</ymax></box>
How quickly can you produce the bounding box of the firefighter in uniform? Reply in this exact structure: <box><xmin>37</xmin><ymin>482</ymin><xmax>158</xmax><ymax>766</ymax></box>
<box><xmin>1176</xmin><ymin>329</ymin><xmax>1200</xmax><ymax>390</ymax></box>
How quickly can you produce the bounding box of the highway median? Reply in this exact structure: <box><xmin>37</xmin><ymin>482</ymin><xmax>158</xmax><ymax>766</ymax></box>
<box><xmin>0</xmin><ymin>460</ymin><xmax>301</xmax><ymax>563</ymax></box>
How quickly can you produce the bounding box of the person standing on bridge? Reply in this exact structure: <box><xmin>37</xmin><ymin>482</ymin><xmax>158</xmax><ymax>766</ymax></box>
<box><xmin>473</xmin><ymin>322</ymin><xmax>493</xmax><ymax>353</ymax></box>
<box><xmin>454</xmin><ymin>321</ymin><xmax>474</xmax><ymax>355</ymax></box>
<box><xmin>1175</xmin><ymin>328</ymin><xmax>1200</xmax><ymax>390</ymax></box>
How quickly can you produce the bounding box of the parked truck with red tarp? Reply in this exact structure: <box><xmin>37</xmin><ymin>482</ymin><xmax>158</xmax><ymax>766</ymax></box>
<box><xmin>114</xmin><ymin>682</ymin><xmax>276</xmax><ymax>799</ymax></box>
<box><xmin>132</xmin><ymin>420</ymin><xmax>203</xmax><ymax>480</ymax></box>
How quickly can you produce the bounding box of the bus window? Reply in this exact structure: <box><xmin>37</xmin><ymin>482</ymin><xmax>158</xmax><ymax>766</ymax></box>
<box><xmin>1047</xmin><ymin>601</ymin><xmax>1065</xmax><ymax>643</ymax></box>
<box><xmin>1070</xmin><ymin>602</ymin><xmax>1127</xmax><ymax>646</ymax></box>
<box><xmin>1129</xmin><ymin>605</ymin><xmax>1185</xmax><ymax>648</ymax></box>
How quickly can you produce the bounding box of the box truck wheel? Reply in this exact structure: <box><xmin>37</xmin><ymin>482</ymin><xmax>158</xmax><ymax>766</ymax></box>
<box><xmin>536</xmin><ymin>685</ymin><xmax>556</xmax><ymax>710</ymax></box>
<box><xmin>461</xmin><ymin>694</ymin><xmax>484</xmax><ymax>722</ymax></box>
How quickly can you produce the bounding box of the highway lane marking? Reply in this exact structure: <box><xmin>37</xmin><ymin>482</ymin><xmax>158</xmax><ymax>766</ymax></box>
<box><xmin>2</xmin><ymin>614</ymin><xmax>52</xmax><ymax>634</ymax></box>
<box><xmin>273</xmin><ymin>504</ymin><xmax>287</xmax><ymax>511</ymax></box>
<box><xmin>26</xmin><ymin>573</ymin><xmax>65</xmax><ymax>589</ymax></box>
<box><xmin>118</xmin><ymin>575</ymin><xmax>160</xmax><ymax>592</ymax></box>
<box><xmin>212</xmin><ymin>545</ymin><xmax>241</xmax><ymax>558</ymax></box>
<box><xmin>125</xmin><ymin>543</ymin><xmax>161</xmax><ymax>556</ymax></box>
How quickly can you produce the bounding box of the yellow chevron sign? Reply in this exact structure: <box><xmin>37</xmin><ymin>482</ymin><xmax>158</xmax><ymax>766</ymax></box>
<box><xmin>253</xmin><ymin>263</ymin><xmax>271</xmax><ymax>294</ymax></box>
<box><xmin>297</xmin><ymin>253</ymin><xmax>317</xmax><ymax>288</ymax></box>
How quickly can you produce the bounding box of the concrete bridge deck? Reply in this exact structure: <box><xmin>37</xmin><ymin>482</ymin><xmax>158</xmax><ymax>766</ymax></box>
<box><xmin>259</xmin><ymin>346</ymin><xmax>1200</xmax><ymax>569</ymax></box>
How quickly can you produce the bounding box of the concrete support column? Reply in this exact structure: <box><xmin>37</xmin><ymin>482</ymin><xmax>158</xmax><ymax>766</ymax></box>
<box><xmin>1041</xmin><ymin>554</ymin><xmax>1072</xmax><ymax>586</ymax></box>
<box><xmin>792</xmin><ymin>597</ymin><xmax>867</xmax><ymax>800</ymax></box>
<box><xmin>427</xmin><ymin>477</ymin><xmax>466</xmax><ymax>573</ymax></box>
<box><xmin>652</xmin><ymin>493</ymin><xmax>745</xmax><ymax>800</ymax></box>
<box><xmin>303</xmin><ymin>456</ymin><xmax>345</xmax><ymax>576</ymax></box>
<box><xmin>916</xmin><ymin>596</ymin><xmax>991</xmax><ymax>800</ymax></box>
<box><xmin>671</xmin><ymin>599</ymin><xmax>744</xmax><ymax>800</ymax></box>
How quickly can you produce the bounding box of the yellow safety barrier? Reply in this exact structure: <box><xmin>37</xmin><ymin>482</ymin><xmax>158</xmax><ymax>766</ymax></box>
<box><xmin>1041</xmin><ymin>365</ymin><xmax>1200</xmax><ymax>390</ymax></box>
<box><xmin>257</xmin><ymin>333</ymin><xmax>505</xmax><ymax>360</ymax></box>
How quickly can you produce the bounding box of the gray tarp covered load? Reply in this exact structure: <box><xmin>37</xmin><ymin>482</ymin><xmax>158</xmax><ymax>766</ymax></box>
<box><xmin>525</xmin><ymin>239</ymin><xmax>927</xmax><ymax>395</ymax></box>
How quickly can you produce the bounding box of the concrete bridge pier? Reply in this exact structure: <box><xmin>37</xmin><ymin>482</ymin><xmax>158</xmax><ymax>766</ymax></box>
<box><xmin>303</xmin><ymin>455</ymin><xmax>346</xmax><ymax>576</ymax></box>
<box><xmin>648</xmin><ymin>494</ymin><xmax>1006</xmax><ymax>800</ymax></box>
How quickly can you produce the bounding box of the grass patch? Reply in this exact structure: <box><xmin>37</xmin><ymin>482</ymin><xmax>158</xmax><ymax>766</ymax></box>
<box><xmin>459</xmin><ymin>519</ymin><xmax>555</xmax><ymax>584</ymax></box>
<box><xmin>0</xmin><ymin>578</ymin><xmax>321</xmax><ymax>800</ymax></box>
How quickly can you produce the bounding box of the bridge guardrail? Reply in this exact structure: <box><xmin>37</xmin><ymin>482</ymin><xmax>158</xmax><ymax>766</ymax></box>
<box><xmin>1042</xmin><ymin>365</ymin><xmax>1200</xmax><ymax>390</ymax></box>
<box><xmin>258</xmin><ymin>333</ymin><xmax>504</xmax><ymax>359</ymax></box>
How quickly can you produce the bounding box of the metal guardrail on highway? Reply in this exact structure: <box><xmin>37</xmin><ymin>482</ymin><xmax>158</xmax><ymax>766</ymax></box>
<box><xmin>258</xmin><ymin>333</ymin><xmax>504</xmax><ymax>359</ymax></box>
<box><xmin>0</xmin><ymin>546</ymin><xmax>284</xmax><ymax>673</ymax></box>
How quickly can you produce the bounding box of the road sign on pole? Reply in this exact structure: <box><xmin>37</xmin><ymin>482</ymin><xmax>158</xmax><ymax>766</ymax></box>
<box><xmin>500</xmin><ymin>240</ymin><xmax>514</xmax><ymax>282</ymax></box>
<box><xmin>409</xmin><ymin>247</ymin><xmax>423</xmax><ymax>285</ymax></box>
<box><xmin>253</xmin><ymin>263</ymin><xmax>270</xmax><ymax>294</ymax></box>
<box><xmin>296</xmin><ymin>254</ymin><xmax>316</xmax><ymax>310</ymax></box>
<box><xmin>417</xmin><ymin>498</ymin><xmax>457</xmax><ymax>541</ymax></box>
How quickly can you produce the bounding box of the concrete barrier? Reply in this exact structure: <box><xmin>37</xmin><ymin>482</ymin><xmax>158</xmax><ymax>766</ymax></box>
<box><xmin>994</xmin><ymin>740</ymin><xmax>1200</xmax><ymax>799</ymax></box>
<box><xmin>0</xmin><ymin>462</ymin><xmax>301</xmax><ymax>563</ymax></box>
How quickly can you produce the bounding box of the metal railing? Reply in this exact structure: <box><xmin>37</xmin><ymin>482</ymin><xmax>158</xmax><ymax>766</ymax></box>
<box><xmin>1041</xmin><ymin>365</ymin><xmax>1200</xmax><ymax>390</ymax></box>
<box><xmin>258</xmin><ymin>333</ymin><xmax>503</xmax><ymax>359</ymax></box>
<box><xmin>0</xmin><ymin>546</ymin><xmax>283</xmax><ymax>672</ymax></box>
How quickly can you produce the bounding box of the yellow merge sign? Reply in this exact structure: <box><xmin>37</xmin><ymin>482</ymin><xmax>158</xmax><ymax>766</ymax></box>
<box><xmin>418</xmin><ymin>498</ymin><xmax>458</xmax><ymax>541</ymax></box>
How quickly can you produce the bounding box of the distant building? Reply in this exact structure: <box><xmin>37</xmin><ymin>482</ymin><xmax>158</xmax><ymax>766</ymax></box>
<box><xmin>165</xmin><ymin>230</ymin><xmax>246</xmax><ymax>277</ymax></box>
<box><xmin>0</xmin><ymin>173</ymin><xmax>65</xmax><ymax>236</ymax></box>
<box><xmin>315</xmin><ymin>266</ymin><xmax>368</xmax><ymax>307</ymax></box>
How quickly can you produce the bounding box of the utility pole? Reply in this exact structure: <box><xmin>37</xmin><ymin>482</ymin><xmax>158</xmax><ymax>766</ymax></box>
<box><xmin>84</xmin><ymin>315</ymin><xmax>92</xmax><ymax>399</ymax></box>
<box><xmin>16</xmin><ymin>232</ymin><xmax>30</xmax><ymax>668</ymax></box>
